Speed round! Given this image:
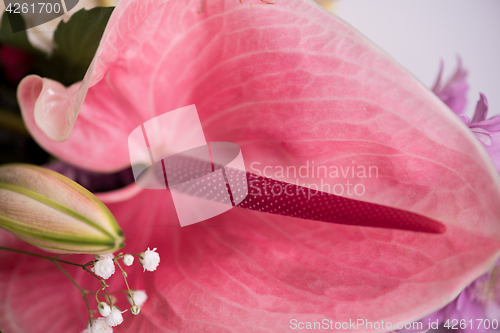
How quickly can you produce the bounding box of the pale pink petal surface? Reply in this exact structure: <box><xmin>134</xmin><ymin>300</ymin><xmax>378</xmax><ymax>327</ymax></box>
<box><xmin>4</xmin><ymin>0</ymin><xmax>500</xmax><ymax>332</ymax></box>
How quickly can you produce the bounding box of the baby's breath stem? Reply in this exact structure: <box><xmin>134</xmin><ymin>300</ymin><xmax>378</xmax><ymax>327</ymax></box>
<box><xmin>114</xmin><ymin>258</ymin><xmax>135</xmax><ymax>305</ymax></box>
<box><xmin>83</xmin><ymin>262</ymin><xmax>113</xmax><ymax>306</ymax></box>
<box><xmin>52</xmin><ymin>260</ymin><xmax>93</xmax><ymax>325</ymax></box>
<box><xmin>95</xmin><ymin>287</ymin><xmax>104</xmax><ymax>304</ymax></box>
<box><xmin>86</xmin><ymin>290</ymin><xmax>129</xmax><ymax>296</ymax></box>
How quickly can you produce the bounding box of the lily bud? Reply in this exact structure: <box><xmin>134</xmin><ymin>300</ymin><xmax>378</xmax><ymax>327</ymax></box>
<box><xmin>0</xmin><ymin>164</ymin><xmax>125</xmax><ymax>254</ymax></box>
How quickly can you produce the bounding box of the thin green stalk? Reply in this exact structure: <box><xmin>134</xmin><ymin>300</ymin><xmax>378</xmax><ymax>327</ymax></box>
<box><xmin>95</xmin><ymin>287</ymin><xmax>104</xmax><ymax>304</ymax></box>
<box><xmin>114</xmin><ymin>258</ymin><xmax>135</xmax><ymax>305</ymax></box>
<box><xmin>83</xmin><ymin>262</ymin><xmax>113</xmax><ymax>306</ymax></box>
<box><xmin>52</xmin><ymin>260</ymin><xmax>93</xmax><ymax>325</ymax></box>
<box><xmin>0</xmin><ymin>246</ymin><xmax>83</xmax><ymax>267</ymax></box>
<box><xmin>0</xmin><ymin>246</ymin><xmax>114</xmax><ymax>327</ymax></box>
<box><xmin>86</xmin><ymin>290</ymin><xmax>129</xmax><ymax>296</ymax></box>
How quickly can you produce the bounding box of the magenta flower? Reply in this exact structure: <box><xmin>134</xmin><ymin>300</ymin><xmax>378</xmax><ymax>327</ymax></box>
<box><xmin>420</xmin><ymin>259</ymin><xmax>500</xmax><ymax>333</ymax></box>
<box><xmin>462</xmin><ymin>94</ymin><xmax>500</xmax><ymax>173</ymax></box>
<box><xmin>2</xmin><ymin>1</ymin><xmax>500</xmax><ymax>332</ymax></box>
<box><xmin>431</xmin><ymin>60</ymin><xmax>500</xmax><ymax>174</ymax></box>
<box><xmin>431</xmin><ymin>58</ymin><xmax>468</xmax><ymax>115</ymax></box>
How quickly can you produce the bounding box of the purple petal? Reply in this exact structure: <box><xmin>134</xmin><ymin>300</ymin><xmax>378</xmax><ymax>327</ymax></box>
<box><xmin>484</xmin><ymin>303</ymin><xmax>500</xmax><ymax>321</ymax></box>
<box><xmin>456</xmin><ymin>292</ymin><xmax>468</xmax><ymax>311</ymax></box>
<box><xmin>432</xmin><ymin>57</ymin><xmax>468</xmax><ymax>115</ymax></box>
<box><xmin>45</xmin><ymin>161</ymin><xmax>134</xmax><ymax>193</ymax></box>
<box><xmin>394</xmin><ymin>322</ymin><xmax>430</xmax><ymax>333</ymax></box>
<box><xmin>471</xmin><ymin>93</ymin><xmax>489</xmax><ymax>124</ymax></box>
<box><xmin>399</xmin><ymin>328</ymin><xmax>429</xmax><ymax>333</ymax></box>
<box><xmin>473</xmin><ymin>114</ymin><xmax>500</xmax><ymax>133</ymax></box>
<box><xmin>460</xmin><ymin>114</ymin><xmax>472</xmax><ymax>127</ymax></box>
<box><xmin>471</xmin><ymin>127</ymin><xmax>493</xmax><ymax>146</ymax></box>
<box><xmin>420</xmin><ymin>284</ymin><xmax>491</xmax><ymax>333</ymax></box>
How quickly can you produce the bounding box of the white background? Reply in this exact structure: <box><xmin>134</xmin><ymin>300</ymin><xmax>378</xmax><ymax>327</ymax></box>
<box><xmin>332</xmin><ymin>0</ymin><xmax>500</xmax><ymax>117</ymax></box>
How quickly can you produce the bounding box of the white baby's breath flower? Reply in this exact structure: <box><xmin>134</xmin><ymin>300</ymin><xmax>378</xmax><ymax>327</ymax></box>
<box><xmin>140</xmin><ymin>248</ymin><xmax>160</xmax><ymax>272</ymax></box>
<box><xmin>123</xmin><ymin>254</ymin><xmax>134</xmax><ymax>266</ymax></box>
<box><xmin>92</xmin><ymin>254</ymin><xmax>115</xmax><ymax>279</ymax></box>
<box><xmin>98</xmin><ymin>302</ymin><xmax>111</xmax><ymax>317</ymax></box>
<box><xmin>127</xmin><ymin>290</ymin><xmax>148</xmax><ymax>307</ymax></box>
<box><xmin>105</xmin><ymin>307</ymin><xmax>124</xmax><ymax>327</ymax></box>
<box><xmin>90</xmin><ymin>318</ymin><xmax>113</xmax><ymax>333</ymax></box>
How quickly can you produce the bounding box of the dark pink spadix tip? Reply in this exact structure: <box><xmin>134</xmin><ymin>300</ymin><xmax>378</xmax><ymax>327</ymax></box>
<box><xmin>236</xmin><ymin>173</ymin><xmax>446</xmax><ymax>234</ymax></box>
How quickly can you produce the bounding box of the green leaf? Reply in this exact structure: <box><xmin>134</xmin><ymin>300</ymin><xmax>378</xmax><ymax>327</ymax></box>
<box><xmin>0</xmin><ymin>8</ymin><xmax>113</xmax><ymax>88</ymax></box>
<box><xmin>0</xmin><ymin>12</ymin><xmax>39</xmax><ymax>53</ymax></box>
<box><xmin>43</xmin><ymin>7</ymin><xmax>114</xmax><ymax>86</ymax></box>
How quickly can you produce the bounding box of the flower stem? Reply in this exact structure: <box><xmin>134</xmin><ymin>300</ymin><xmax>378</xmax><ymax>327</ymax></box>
<box><xmin>52</xmin><ymin>260</ymin><xmax>93</xmax><ymax>325</ymax></box>
<box><xmin>0</xmin><ymin>246</ymin><xmax>116</xmax><ymax>327</ymax></box>
<box><xmin>87</xmin><ymin>290</ymin><xmax>129</xmax><ymax>296</ymax></box>
<box><xmin>95</xmin><ymin>287</ymin><xmax>104</xmax><ymax>304</ymax></box>
<box><xmin>114</xmin><ymin>258</ymin><xmax>135</xmax><ymax>305</ymax></box>
<box><xmin>83</xmin><ymin>262</ymin><xmax>113</xmax><ymax>307</ymax></box>
<box><xmin>0</xmin><ymin>246</ymin><xmax>83</xmax><ymax>267</ymax></box>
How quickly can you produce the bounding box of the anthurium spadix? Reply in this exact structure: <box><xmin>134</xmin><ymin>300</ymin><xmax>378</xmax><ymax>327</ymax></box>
<box><xmin>0</xmin><ymin>164</ymin><xmax>124</xmax><ymax>254</ymax></box>
<box><xmin>5</xmin><ymin>0</ymin><xmax>500</xmax><ymax>332</ymax></box>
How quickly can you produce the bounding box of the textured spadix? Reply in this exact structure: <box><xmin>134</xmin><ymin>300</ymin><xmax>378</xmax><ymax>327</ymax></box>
<box><xmin>0</xmin><ymin>164</ymin><xmax>124</xmax><ymax>254</ymax></box>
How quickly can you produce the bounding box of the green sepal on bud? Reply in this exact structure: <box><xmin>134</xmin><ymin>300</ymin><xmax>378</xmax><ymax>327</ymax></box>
<box><xmin>131</xmin><ymin>305</ymin><xmax>140</xmax><ymax>315</ymax></box>
<box><xmin>0</xmin><ymin>164</ymin><xmax>125</xmax><ymax>254</ymax></box>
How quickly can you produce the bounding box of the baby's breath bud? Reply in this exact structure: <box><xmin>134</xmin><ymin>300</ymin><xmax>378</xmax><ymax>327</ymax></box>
<box><xmin>127</xmin><ymin>290</ymin><xmax>148</xmax><ymax>307</ymax></box>
<box><xmin>123</xmin><ymin>254</ymin><xmax>134</xmax><ymax>266</ymax></box>
<box><xmin>131</xmin><ymin>305</ymin><xmax>141</xmax><ymax>315</ymax></box>
<box><xmin>98</xmin><ymin>302</ymin><xmax>111</xmax><ymax>317</ymax></box>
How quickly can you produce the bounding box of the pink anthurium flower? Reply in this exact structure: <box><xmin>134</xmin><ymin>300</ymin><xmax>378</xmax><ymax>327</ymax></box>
<box><xmin>2</xmin><ymin>0</ymin><xmax>500</xmax><ymax>332</ymax></box>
